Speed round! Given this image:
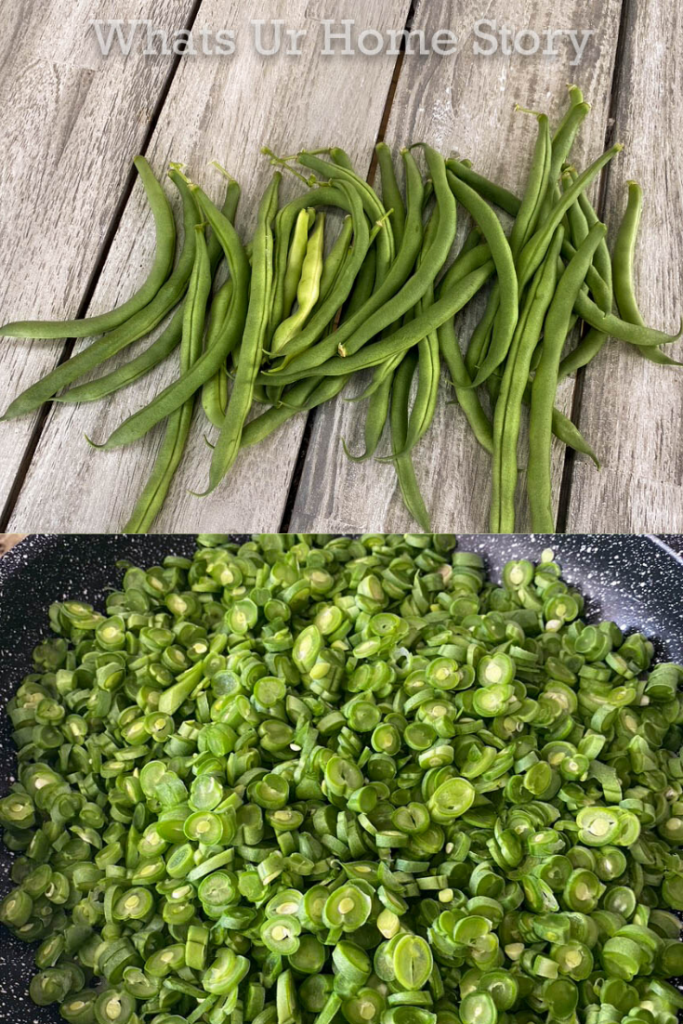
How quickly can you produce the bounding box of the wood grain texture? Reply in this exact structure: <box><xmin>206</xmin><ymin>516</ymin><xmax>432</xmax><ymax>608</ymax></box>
<box><xmin>289</xmin><ymin>0</ymin><xmax>624</xmax><ymax>533</ymax></box>
<box><xmin>565</xmin><ymin>0</ymin><xmax>683</xmax><ymax>532</ymax></box>
<box><xmin>0</xmin><ymin>535</ymin><xmax>27</xmax><ymax>557</ymax></box>
<box><xmin>0</xmin><ymin>0</ymin><xmax>196</xmax><ymax>514</ymax></box>
<box><xmin>6</xmin><ymin>0</ymin><xmax>410</xmax><ymax>533</ymax></box>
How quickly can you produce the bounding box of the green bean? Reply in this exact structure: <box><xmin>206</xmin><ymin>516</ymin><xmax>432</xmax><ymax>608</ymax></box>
<box><xmin>240</xmin><ymin>380</ymin><xmax>321</xmax><ymax>448</ymax></box>
<box><xmin>462</xmin><ymin>117</ymin><xmax>550</xmax><ymax>382</ymax></box>
<box><xmin>343</xmin><ymin>246</ymin><xmax>377</xmax><ymax>318</ymax></box>
<box><xmin>55</xmin><ymin>178</ymin><xmax>241</xmax><ymax>406</ymax></box>
<box><xmin>201</xmin><ymin>175</ymin><xmax>281</xmax><ymax>494</ymax></box>
<box><xmin>540</xmin><ymin>98</ymin><xmax>590</xmax><ymax>214</ymax></box>
<box><xmin>573</xmin><ymin>288</ymin><xmax>681</xmax><ymax>348</ymax></box>
<box><xmin>577</xmin><ymin>186</ymin><xmax>612</xmax><ymax>293</ymax></box>
<box><xmin>123</xmin><ymin>224</ymin><xmax>211</xmax><ymax>533</ymax></box>
<box><xmin>437</xmin><ymin>315</ymin><xmax>493</xmax><ymax>456</ymax></box>
<box><xmin>528</xmin><ymin>223</ymin><xmax>606</xmax><ymax>531</ymax></box>
<box><xmin>546</xmin><ymin>399</ymin><xmax>600</xmax><ymax>466</ymax></box>
<box><xmin>297</xmin><ymin>152</ymin><xmax>395</xmax><ymax>284</ymax></box>
<box><xmin>282</xmin><ymin>209</ymin><xmax>315</xmax><ymax>320</ymax></box>
<box><xmin>562</xmin><ymin>168</ymin><xmax>612</xmax><ymax>311</ymax></box>
<box><xmin>612</xmin><ymin>181</ymin><xmax>683</xmax><ymax>367</ymax></box>
<box><xmin>267</xmin><ymin>149</ymin><xmax>424</xmax><ymax>376</ymax></box>
<box><xmin>342</xmin><ymin>371</ymin><xmax>393</xmax><ymax>462</ymax></box>
<box><xmin>562</xmin><ymin>169</ymin><xmax>590</xmax><ymax>248</ymax></box>
<box><xmin>329</xmin><ymin>147</ymin><xmax>356</xmax><ymax>171</ymax></box>
<box><xmin>317</xmin><ymin>216</ymin><xmax>353</xmax><ymax>305</ymax></box>
<box><xmin>267</xmin><ymin>146</ymin><xmax>451</xmax><ymax>382</ymax></box>
<box><xmin>376</xmin><ymin>142</ymin><xmax>406</xmax><ymax>250</ymax></box>
<box><xmin>242</xmin><ymin>375</ymin><xmax>350</xmax><ymax>451</ymax></box>
<box><xmin>390</xmin><ymin>352</ymin><xmax>430</xmax><ymax>531</ymax></box>
<box><xmin>271</xmin><ymin>214</ymin><xmax>326</xmax><ymax>354</ymax></box>
<box><xmin>3</xmin><ymin>168</ymin><xmax>193</xmax><ymax>420</ymax></box>
<box><xmin>389</xmin><ymin>242</ymin><xmax>491</xmax><ymax>436</ymax></box>
<box><xmin>446</xmin><ymin>158</ymin><xmax>520</xmax><ymax>217</ymax></box>
<box><xmin>93</xmin><ymin>182</ymin><xmax>251</xmax><ymax>450</ymax></box>
<box><xmin>0</xmin><ymin>157</ymin><xmax>176</xmax><ymax>340</ymax></box>
<box><xmin>491</xmin><ymin>226</ymin><xmax>565</xmax><ymax>533</ymax></box>
<box><xmin>384</xmin><ymin>207</ymin><xmax>443</xmax><ymax>460</ymax></box>
<box><xmin>265</xmin><ymin>261</ymin><xmax>494</xmax><ymax>383</ymax></box>
<box><xmin>614</xmin><ymin>181</ymin><xmax>644</xmax><ymax>324</ymax></box>
<box><xmin>446</xmin><ymin>171</ymin><xmax>519</xmax><ymax>387</ymax></box>
<box><xmin>509</xmin><ymin>113</ymin><xmax>552</xmax><ymax>257</ymax></box>
<box><xmin>200</xmin><ymin>279</ymin><xmax>234</xmax><ymax>429</ymax></box>
<box><xmin>516</xmin><ymin>143</ymin><xmax>622</xmax><ymax>291</ymax></box>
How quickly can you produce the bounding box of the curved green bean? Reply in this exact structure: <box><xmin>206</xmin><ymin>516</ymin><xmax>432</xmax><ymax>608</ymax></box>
<box><xmin>123</xmin><ymin>223</ymin><xmax>211</xmax><ymax>533</ymax></box>
<box><xmin>201</xmin><ymin>279</ymin><xmax>234</xmax><ymax>429</ymax></box>
<box><xmin>200</xmin><ymin>174</ymin><xmax>281</xmax><ymax>494</ymax></box>
<box><xmin>491</xmin><ymin>226</ymin><xmax>565</xmax><ymax>533</ymax></box>
<box><xmin>376</xmin><ymin>142</ymin><xmax>406</xmax><ymax>250</ymax></box>
<box><xmin>390</xmin><ymin>352</ymin><xmax>430</xmax><ymax>531</ymax></box>
<box><xmin>267</xmin><ymin>184</ymin><xmax>371</xmax><ymax>370</ymax></box>
<box><xmin>93</xmin><ymin>182</ymin><xmax>251</xmax><ymax>450</ymax></box>
<box><xmin>317</xmin><ymin>216</ymin><xmax>353</xmax><ymax>306</ymax></box>
<box><xmin>574</xmin><ymin>289</ymin><xmax>681</xmax><ymax>348</ymax></box>
<box><xmin>446</xmin><ymin>158</ymin><xmax>520</xmax><ymax>218</ymax></box>
<box><xmin>342</xmin><ymin>372</ymin><xmax>393</xmax><ymax>462</ymax></box>
<box><xmin>612</xmin><ymin>181</ymin><xmax>683</xmax><ymax>367</ymax></box>
<box><xmin>1</xmin><ymin>157</ymin><xmax>176</xmax><ymax>341</ymax></box>
<box><xmin>268</xmin><ymin>185</ymin><xmax>352</xmax><ymax>340</ymax></box>
<box><xmin>435</xmin><ymin>256</ymin><xmax>493</xmax><ymax>454</ymax></box>
<box><xmin>282</xmin><ymin>209</ymin><xmax>315</xmax><ymax>320</ymax></box>
<box><xmin>446</xmin><ymin>170</ymin><xmax>519</xmax><ymax>387</ymax></box>
<box><xmin>53</xmin><ymin>180</ymin><xmax>241</xmax><ymax>407</ymax></box>
<box><xmin>329</xmin><ymin>147</ymin><xmax>356</xmax><ymax>171</ymax></box>
<box><xmin>3</xmin><ymin>169</ymin><xmax>194</xmax><ymax>420</ymax></box>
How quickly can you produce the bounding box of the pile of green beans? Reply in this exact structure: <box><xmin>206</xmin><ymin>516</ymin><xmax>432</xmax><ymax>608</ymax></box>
<box><xmin>1</xmin><ymin>88</ymin><xmax>680</xmax><ymax>531</ymax></box>
<box><xmin>3</xmin><ymin>533</ymin><xmax>683</xmax><ymax>1024</ymax></box>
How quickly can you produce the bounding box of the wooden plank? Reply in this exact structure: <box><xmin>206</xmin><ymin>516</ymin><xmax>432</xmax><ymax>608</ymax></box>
<box><xmin>0</xmin><ymin>0</ymin><xmax>196</xmax><ymax>516</ymax></box>
<box><xmin>7</xmin><ymin>0</ymin><xmax>411</xmax><ymax>532</ymax></box>
<box><xmin>290</xmin><ymin>0</ymin><xmax>623</xmax><ymax>533</ymax></box>
<box><xmin>566</xmin><ymin>1</ymin><xmax>683</xmax><ymax>532</ymax></box>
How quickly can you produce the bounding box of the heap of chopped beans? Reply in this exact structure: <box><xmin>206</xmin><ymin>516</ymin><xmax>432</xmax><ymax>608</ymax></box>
<box><xmin>2</xmin><ymin>533</ymin><xmax>683</xmax><ymax>1024</ymax></box>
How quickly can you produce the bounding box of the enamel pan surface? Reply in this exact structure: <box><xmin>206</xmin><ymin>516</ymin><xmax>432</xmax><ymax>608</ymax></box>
<box><xmin>1</xmin><ymin>533</ymin><xmax>682</xmax><ymax>1020</ymax></box>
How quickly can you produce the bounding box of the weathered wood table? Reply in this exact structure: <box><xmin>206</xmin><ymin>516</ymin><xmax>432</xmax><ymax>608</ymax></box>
<box><xmin>0</xmin><ymin>0</ymin><xmax>680</xmax><ymax>533</ymax></box>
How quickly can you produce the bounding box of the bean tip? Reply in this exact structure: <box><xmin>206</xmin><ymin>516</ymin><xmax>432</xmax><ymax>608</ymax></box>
<box><xmin>209</xmin><ymin>161</ymin><xmax>236</xmax><ymax>182</ymax></box>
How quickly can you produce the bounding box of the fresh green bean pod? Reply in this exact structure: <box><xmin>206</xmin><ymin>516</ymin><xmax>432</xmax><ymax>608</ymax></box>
<box><xmin>201</xmin><ymin>174</ymin><xmax>281</xmax><ymax>493</ymax></box>
<box><xmin>1</xmin><ymin>156</ymin><xmax>176</xmax><ymax>341</ymax></box>
<box><xmin>123</xmin><ymin>223</ymin><xmax>212</xmax><ymax>533</ymax></box>
<box><xmin>528</xmin><ymin>223</ymin><xmax>606</xmax><ymax>530</ymax></box>
<box><xmin>376</xmin><ymin>142</ymin><xmax>406</xmax><ymax>250</ymax></box>
<box><xmin>92</xmin><ymin>182</ymin><xmax>251</xmax><ymax>450</ymax></box>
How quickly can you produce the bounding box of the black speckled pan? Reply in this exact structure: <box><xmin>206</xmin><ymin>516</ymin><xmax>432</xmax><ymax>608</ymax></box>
<box><xmin>1</xmin><ymin>533</ymin><xmax>683</xmax><ymax>1021</ymax></box>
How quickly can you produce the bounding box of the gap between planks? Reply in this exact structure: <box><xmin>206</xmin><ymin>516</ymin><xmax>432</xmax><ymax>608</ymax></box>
<box><xmin>555</xmin><ymin>0</ymin><xmax>632</xmax><ymax>533</ymax></box>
